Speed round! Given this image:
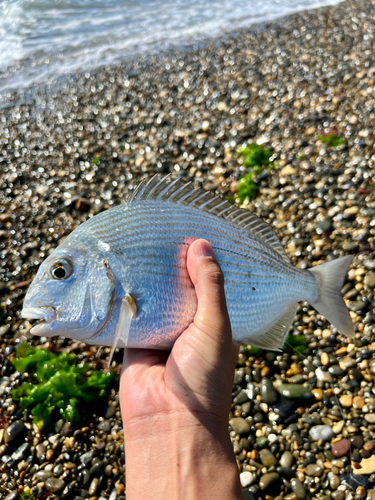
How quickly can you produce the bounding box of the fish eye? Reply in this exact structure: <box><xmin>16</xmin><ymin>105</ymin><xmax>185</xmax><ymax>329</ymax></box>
<box><xmin>48</xmin><ymin>259</ymin><xmax>73</xmax><ymax>280</ymax></box>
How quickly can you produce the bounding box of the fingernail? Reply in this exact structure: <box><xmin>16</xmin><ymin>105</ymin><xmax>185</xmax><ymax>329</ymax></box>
<box><xmin>194</xmin><ymin>240</ymin><xmax>215</xmax><ymax>258</ymax></box>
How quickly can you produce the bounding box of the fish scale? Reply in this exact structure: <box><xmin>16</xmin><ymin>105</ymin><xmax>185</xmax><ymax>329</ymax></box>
<box><xmin>63</xmin><ymin>200</ymin><xmax>314</xmax><ymax>345</ymax></box>
<box><xmin>22</xmin><ymin>175</ymin><xmax>355</xmax><ymax>351</ymax></box>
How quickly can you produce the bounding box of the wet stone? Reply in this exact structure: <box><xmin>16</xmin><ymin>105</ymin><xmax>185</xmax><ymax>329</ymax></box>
<box><xmin>260</xmin><ymin>378</ymin><xmax>278</xmax><ymax>404</ymax></box>
<box><xmin>328</xmin><ymin>365</ymin><xmax>346</xmax><ymax>377</ymax></box>
<box><xmin>352</xmin><ymin>436</ymin><xmax>364</xmax><ymax>449</ymax></box>
<box><xmin>259</xmin><ymin>449</ymin><xmax>277</xmax><ymax>467</ymax></box>
<box><xmin>89</xmin><ymin>477</ymin><xmax>100</xmax><ymax>495</ymax></box>
<box><xmin>4</xmin><ymin>421</ymin><xmax>27</xmax><ymax>443</ymax></box>
<box><xmin>277</xmin><ymin>467</ymin><xmax>295</xmax><ymax>480</ymax></box>
<box><xmin>330</xmin><ymin>474</ymin><xmax>340</xmax><ymax>490</ymax></box>
<box><xmin>104</xmin><ymin>404</ymin><xmax>117</xmax><ymax>419</ymax></box>
<box><xmin>234</xmin><ymin>369</ymin><xmax>245</xmax><ymax>384</ymax></box>
<box><xmin>4</xmin><ymin>493</ymin><xmax>19</xmax><ymax>500</ymax></box>
<box><xmin>61</xmin><ymin>422</ymin><xmax>74</xmax><ymax>437</ymax></box>
<box><xmin>332</xmin><ymin>491</ymin><xmax>345</xmax><ymax>500</ymax></box>
<box><xmin>272</xmin><ymin>399</ymin><xmax>297</xmax><ymax>418</ymax></box>
<box><xmin>365</xmin><ymin>272</ymin><xmax>375</xmax><ymax>288</ymax></box>
<box><xmin>280</xmin><ymin>451</ymin><xmax>294</xmax><ymax>468</ymax></box>
<box><xmin>305</xmin><ymin>464</ymin><xmax>323</xmax><ymax>477</ymax></box>
<box><xmin>309</xmin><ymin>425</ymin><xmax>334</xmax><ymax>442</ymax></box>
<box><xmin>11</xmin><ymin>443</ymin><xmax>30</xmax><ymax>461</ymax></box>
<box><xmin>104</xmin><ymin>464</ymin><xmax>113</xmax><ymax>476</ymax></box>
<box><xmin>364</xmin><ymin>441</ymin><xmax>375</xmax><ymax>452</ymax></box>
<box><xmin>80</xmin><ymin>450</ymin><xmax>94</xmax><ymax>466</ymax></box>
<box><xmin>259</xmin><ymin>472</ymin><xmax>280</xmax><ymax>490</ymax></box>
<box><xmin>90</xmin><ymin>460</ymin><xmax>105</xmax><ymax>476</ymax></box>
<box><xmin>229</xmin><ymin>418</ymin><xmax>251</xmax><ymax>434</ymax></box>
<box><xmin>35</xmin><ymin>470</ymin><xmax>54</xmax><ymax>481</ymax></box>
<box><xmin>45</xmin><ymin>477</ymin><xmax>66</xmax><ymax>493</ymax></box>
<box><xmin>233</xmin><ymin>389</ymin><xmax>249</xmax><ymax>404</ymax></box>
<box><xmin>288</xmin><ymin>374</ymin><xmax>304</xmax><ymax>384</ymax></box>
<box><xmin>332</xmin><ymin>439</ymin><xmax>351</xmax><ymax>457</ymax></box>
<box><xmin>36</xmin><ymin>443</ymin><xmax>46</xmax><ymax>460</ymax></box>
<box><xmin>276</xmin><ymin>384</ymin><xmax>312</xmax><ymax>400</ymax></box>
<box><xmin>291</xmin><ymin>478</ymin><xmax>306</xmax><ymax>499</ymax></box>
<box><xmin>365</xmin><ymin>260</ymin><xmax>375</xmax><ymax>270</ymax></box>
<box><xmin>53</xmin><ymin>464</ymin><xmax>64</xmax><ymax>477</ymax></box>
<box><xmin>257</xmin><ymin>437</ymin><xmax>270</xmax><ymax>448</ymax></box>
<box><xmin>97</xmin><ymin>419</ymin><xmax>111</xmax><ymax>432</ymax></box>
<box><xmin>77</xmin><ymin>468</ymin><xmax>91</xmax><ymax>486</ymax></box>
<box><xmin>242</xmin><ymin>492</ymin><xmax>256</xmax><ymax>500</ymax></box>
<box><xmin>349</xmin><ymin>299</ymin><xmax>369</xmax><ymax>312</ymax></box>
<box><xmin>241</xmin><ymin>401</ymin><xmax>251</xmax><ymax>416</ymax></box>
<box><xmin>316</xmin><ymin>367</ymin><xmax>333</xmax><ymax>383</ymax></box>
<box><xmin>253</xmin><ymin>412</ymin><xmax>264</xmax><ymax>423</ymax></box>
<box><xmin>350</xmin><ymin>368</ymin><xmax>363</xmax><ymax>380</ymax></box>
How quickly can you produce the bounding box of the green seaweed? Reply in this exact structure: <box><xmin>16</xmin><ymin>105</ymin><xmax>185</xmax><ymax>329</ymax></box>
<box><xmin>20</xmin><ymin>491</ymin><xmax>35</xmax><ymax>500</ymax></box>
<box><xmin>241</xmin><ymin>345</ymin><xmax>264</xmax><ymax>357</ymax></box>
<box><xmin>92</xmin><ymin>155</ymin><xmax>101</xmax><ymax>165</ymax></box>
<box><xmin>283</xmin><ymin>334</ymin><xmax>308</xmax><ymax>357</ymax></box>
<box><xmin>237</xmin><ymin>143</ymin><xmax>274</xmax><ymax>168</ymax></box>
<box><xmin>12</xmin><ymin>344</ymin><xmax>116</xmax><ymax>429</ymax></box>
<box><xmin>317</xmin><ymin>134</ymin><xmax>345</xmax><ymax>148</ymax></box>
<box><xmin>236</xmin><ymin>143</ymin><xmax>276</xmax><ymax>203</ymax></box>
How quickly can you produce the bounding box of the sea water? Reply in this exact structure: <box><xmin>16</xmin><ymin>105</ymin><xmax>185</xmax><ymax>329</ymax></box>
<box><xmin>0</xmin><ymin>0</ymin><xmax>343</xmax><ymax>94</ymax></box>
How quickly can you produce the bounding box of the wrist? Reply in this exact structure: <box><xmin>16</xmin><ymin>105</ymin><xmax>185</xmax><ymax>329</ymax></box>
<box><xmin>123</xmin><ymin>411</ymin><xmax>243</xmax><ymax>500</ymax></box>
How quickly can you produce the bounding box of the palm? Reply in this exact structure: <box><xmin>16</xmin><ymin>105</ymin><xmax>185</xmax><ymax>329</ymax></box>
<box><xmin>120</xmin><ymin>321</ymin><xmax>238</xmax><ymax>427</ymax></box>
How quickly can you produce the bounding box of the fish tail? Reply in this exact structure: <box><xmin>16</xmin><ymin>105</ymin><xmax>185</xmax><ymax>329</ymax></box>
<box><xmin>309</xmin><ymin>255</ymin><xmax>355</xmax><ymax>338</ymax></box>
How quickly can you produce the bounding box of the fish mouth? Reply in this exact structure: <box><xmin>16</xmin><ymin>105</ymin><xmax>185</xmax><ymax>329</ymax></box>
<box><xmin>21</xmin><ymin>306</ymin><xmax>57</xmax><ymax>335</ymax></box>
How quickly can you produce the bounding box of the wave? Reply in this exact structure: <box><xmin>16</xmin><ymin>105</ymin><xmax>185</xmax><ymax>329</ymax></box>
<box><xmin>0</xmin><ymin>0</ymin><xmax>344</xmax><ymax>94</ymax></box>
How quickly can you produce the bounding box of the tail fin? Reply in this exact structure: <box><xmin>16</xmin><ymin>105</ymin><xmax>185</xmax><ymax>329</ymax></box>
<box><xmin>309</xmin><ymin>255</ymin><xmax>355</xmax><ymax>338</ymax></box>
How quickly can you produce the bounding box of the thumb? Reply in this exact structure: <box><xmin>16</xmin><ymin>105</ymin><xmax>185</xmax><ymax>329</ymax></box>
<box><xmin>186</xmin><ymin>239</ymin><xmax>231</xmax><ymax>344</ymax></box>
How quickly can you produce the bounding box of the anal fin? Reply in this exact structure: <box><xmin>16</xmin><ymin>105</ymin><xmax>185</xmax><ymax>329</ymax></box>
<box><xmin>108</xmin><ymin>295</ymin><xmax>137</xmax><ymax>366</ymax></box>
<box><xmin>248</xmin><ymin>303</ymin><xmax>298</xmax><ymax>351</ymax></box>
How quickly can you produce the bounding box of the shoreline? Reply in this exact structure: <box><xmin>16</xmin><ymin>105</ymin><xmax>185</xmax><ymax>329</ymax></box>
<box><xmin>0</xmin><ymin>0</ymin><xmax>345</xmax><ymax>106</ymax></box>
<box><xmin>1</xmin><ymin>0</ymin><xmax>375</xmax><ymax>498</ymax></box>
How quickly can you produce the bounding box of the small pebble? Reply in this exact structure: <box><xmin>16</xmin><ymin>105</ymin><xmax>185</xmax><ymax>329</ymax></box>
<box><xmin>259</xmin><ymin>472</ymin><xmax>280</xmax><ymax>490</ymax></box>
<box><xmin>291</xmin><ymin>478</ymin><xmax>306</xmax><ymax>499</ymax></box>
<box><xmin>332</xmin><ymin>439</ymin><xmax>351</xmax><ymax>458</ymax></box>
<box><xmin>276</xmin><ymin>384</ymin><xmax>312</xmax><ymax>400</ymax></box>
<box><xmin>45</xmin><ymin>477</ymin><xmax>66</xmax><ymax>493</ymax></box>
<box><xmin>240</xmin><ymin>471</ymin><xmax>254</xmax><ymax>487</ymax></box>
<box><xmin>4</xmin><ymin>421</ymin><xmax>27</xmax><ymax>443</ymax></box>
<box><xmin>309</xmin><ymin>425</ymin><xmax>334</xmax><ymax>442</ymax></box>
<box><xmin>280</xmin><ymin>451</ymin><xmax>294</xmax><ymax>468</ymax></box>
<box><xmin>229</xmin><ymin>418</ymin><xmax>250</xmax><ymax>434</ymax></box>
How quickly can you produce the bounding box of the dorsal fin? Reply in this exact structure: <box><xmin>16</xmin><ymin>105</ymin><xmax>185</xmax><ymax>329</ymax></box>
<box><xmin>128</xmin><ymin>175</ymin><xmax>290</xmax><ymax>263</ymax></box>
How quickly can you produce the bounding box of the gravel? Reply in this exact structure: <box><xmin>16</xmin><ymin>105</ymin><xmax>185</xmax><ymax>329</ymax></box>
<box><xmin>1</xmin><ymin>0</ymin><xmax>375</xmax><ymax>498</ymax></box>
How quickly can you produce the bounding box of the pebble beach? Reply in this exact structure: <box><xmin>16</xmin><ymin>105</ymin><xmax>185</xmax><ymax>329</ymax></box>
<box><xmin>1</xmin><ymin>0</ymin><xmax>375</xmax><ymax>499</ymax></box>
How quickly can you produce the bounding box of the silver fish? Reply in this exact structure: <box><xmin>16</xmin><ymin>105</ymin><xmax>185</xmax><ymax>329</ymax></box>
<box><xmin>22</xmin><ymin>175</ymin><xmax>355</xmax><ymax>358</ymax></box>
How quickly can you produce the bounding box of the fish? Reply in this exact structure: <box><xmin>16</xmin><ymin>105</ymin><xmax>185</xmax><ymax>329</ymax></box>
<box><xmin>22</xmin><ymin>175</ymin><xmax>355</xmax><ymax>362</ymax></box>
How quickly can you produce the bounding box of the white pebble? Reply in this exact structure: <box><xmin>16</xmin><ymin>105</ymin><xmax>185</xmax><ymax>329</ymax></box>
<box><xmin>240</xmin><ymin>471</ymin><xmax>254</xmax><ymax>487</ymax></box>
<box><xmin>309</xmin><ymin>425</ymin><xmax>334</xmax><ymax>442</ymax></box>
<box><xmin>315</xmin><ymin>367</ymin><xmax>333</xmax><ymax>383</ymax></box>
<box><xmin>268</xmin><ymin>433</ymin><xmax>278</xmax><ymax>442</ymax></box>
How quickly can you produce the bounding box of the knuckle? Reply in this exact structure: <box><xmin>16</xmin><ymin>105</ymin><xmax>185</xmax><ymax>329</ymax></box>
<box><xmin>205</xmin><ymin>264</ymin><xmax>225</xmax><ymax>287</ymax></box>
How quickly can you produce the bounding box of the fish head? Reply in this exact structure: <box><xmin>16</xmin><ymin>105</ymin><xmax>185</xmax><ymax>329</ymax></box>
<box><xmin>22</xmin><ymin>239</ymin><xmax>115</xmax><ymax>341</ymax></box>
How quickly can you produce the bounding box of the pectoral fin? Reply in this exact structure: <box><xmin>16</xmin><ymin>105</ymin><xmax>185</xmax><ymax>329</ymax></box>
<box><xmin>108</xmin><ymin>294</ymin><xmax>137</xmax><ymax>366</ymax></box>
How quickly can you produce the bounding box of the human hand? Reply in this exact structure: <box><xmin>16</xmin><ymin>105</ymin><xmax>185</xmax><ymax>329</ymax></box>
<box><xmin>119</xmin><ymin>239</ymin><xmax>243</xmax><ymax>499</ymax></box>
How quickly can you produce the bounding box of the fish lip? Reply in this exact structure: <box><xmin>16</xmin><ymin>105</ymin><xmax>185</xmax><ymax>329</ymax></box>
<box><xmin>21</xmin><ymin>306</ymin><xmax>57</xmax><ymax>323</ymax></box>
